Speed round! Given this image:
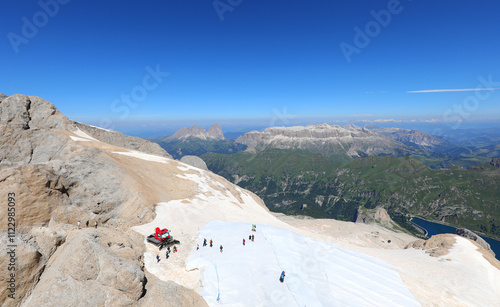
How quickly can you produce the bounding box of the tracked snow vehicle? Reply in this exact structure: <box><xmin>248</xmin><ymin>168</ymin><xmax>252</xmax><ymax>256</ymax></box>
<box><xmin>147</xmin><ymin>227</ymin><xmax>180</xmax><ymax>249</ymax></box>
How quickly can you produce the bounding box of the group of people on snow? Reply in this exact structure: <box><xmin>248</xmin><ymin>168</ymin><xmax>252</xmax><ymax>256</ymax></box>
<box><xmin>196</xmin><ymin>224</ymin><xmax>287</xmax><ymax>283</ymax></box>
<box><xmin>156</xmin><ymin>245</ymin><xmax>177</xmax><ymax>263</ymax></box>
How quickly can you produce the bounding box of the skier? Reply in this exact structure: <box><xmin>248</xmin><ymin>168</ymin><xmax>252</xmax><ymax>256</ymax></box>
<box><xmin>203</xmin><ymin>238</ymin><xmax>207</xmax><ymax>247</ymax></box>
<box><xmin>156</xmin><ymin>255</ymin><xmax>160</xmax><ymax>263</ymax></box>
<box><xmin>197</xmin><ymin>244</ymin><xmax>199</xmax><ymax>250</ymax></box>
<box><xmin>86</xmin><ymin>220</ymin><xmax>89</xmax><ymax>227</ymax></box>
<box><xmin>77</xmin><ymin>221</ymin><xmax>81</xmax><ymax>229</ymax></box>
<box><xmin>167</xmin><ymin>246</ymin><xmax>171</xmax><ymax>253</ymax></box>
<box><xmin>173</xmin><ymin>246</ymin><xmax>177</xmax><ymax>253</ymax></box>
<box><xmin>251</xmin><ymin>234</ymin><xmax>254</xmax><ymax>242</ymax></box>
<box><xmin>280</xmin><ymin>271</ymin><xmax>285</xmax><ymax>283</ymax></box>
<box><xmin>94</xmin><ymin>221</ymin><xmax>98</xmax><ymax>228</ymax></box>
<box><xmin>165</xmin><ymin>251</ymin><xmax>169</xmax><ymax>259</ymax></box>
<box><xmin>220</xmin><ymin>245</ymin><xmax>223</xmax><ymax>253</ymax></box>
<box><xmin>243</xmin><ymin>239</ymin><xmax>246</xmax><ymax>246</ymax></box>
<box><xmin>210</xmin><ymin>239</ymin><xmax>213</xmax><ymax>247</ymax></box>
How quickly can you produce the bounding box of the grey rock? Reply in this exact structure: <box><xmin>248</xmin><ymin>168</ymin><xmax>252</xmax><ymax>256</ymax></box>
<box><xmin>22</xmin><ymin>228</ymin><xmax>146</xmax><ymax>307</ymax></box>
<box><xmin>355</xmin><ymin>206</ymin><xmax>392</xmax><ymax>224</ymax></box>
<box><xmin>455</xmin><ymin>228</ymin><xmax>495</xmax><ymax>257</ymax></box>
<box><xmin>180</xmin><ymin>155</ymin><xmax>208</xmax><ymax>170</ymax></box>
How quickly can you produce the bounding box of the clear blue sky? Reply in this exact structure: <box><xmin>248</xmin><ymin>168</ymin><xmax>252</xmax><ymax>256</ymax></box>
<box><xmin>1</xmin><ymin>0</ymin><xmax>499</xmax><ymax>135</ymax></box>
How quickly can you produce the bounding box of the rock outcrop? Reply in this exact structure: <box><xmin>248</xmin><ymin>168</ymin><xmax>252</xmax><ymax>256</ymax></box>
<box><xmin>405</xmin><ymin>234</ymin><xmax>457</xmax><ymax>257</ymax></box>
<box><xmin>167</xmin><ymin>123</ymin><xmax>225</xmax><ymax>141</ymax></box>
<box><xmin>490</xmin><ymin>157</ymin><xmax>500</xmax><ymax>168</ymax></box>
<box><xmin>180</xmin><ymin>155</ymin><xmax>208</xmax><ymax>171</ymax></box>
<box><xmin>455</xmin><ymin>228</ymin><xmax>495</xmax><ymax>257</ymax></box>
<box><xmin>355</xmin><ymin>206</ymin><xmax>406</xmax><ymax>233</ymax></box>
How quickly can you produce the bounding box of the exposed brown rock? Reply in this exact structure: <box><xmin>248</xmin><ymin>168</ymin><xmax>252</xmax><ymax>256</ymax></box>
<box><xmin>405</xmin><ymin>234</ymin><xmax>457</xmax><ymax>257</ymax></box>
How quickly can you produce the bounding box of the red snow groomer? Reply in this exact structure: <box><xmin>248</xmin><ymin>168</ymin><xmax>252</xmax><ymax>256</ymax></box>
<box><xmin>147</xmin><ymin>227</ymin><xmax>180</xmax><ymax>249</ymax></box>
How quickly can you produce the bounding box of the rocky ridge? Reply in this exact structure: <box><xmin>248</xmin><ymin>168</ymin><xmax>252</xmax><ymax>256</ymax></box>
<box><xmin>72</xmin><ymin>121</ymin><xmax>171</xmax><ymax>159</ymax></box>
<box><xmin>166</xmin><ymin>123</ymin><xmax>224</xmax><ymax>141</ymax></box>
<box><xmin>374</xmin><ymin>127</ymin><xmax>456</xmax><ymax>152</ymax></box>
<box><xmin>235</xmin><ymin>123</ymin><xmax>416</xmax><ymax>161</ymax></box>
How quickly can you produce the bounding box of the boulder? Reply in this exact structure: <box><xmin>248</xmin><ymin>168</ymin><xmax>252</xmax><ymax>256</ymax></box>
<box><xmin>180</xmin><ymin>155</ymin><xmax>208</xmax><ymax>171</ymax></box>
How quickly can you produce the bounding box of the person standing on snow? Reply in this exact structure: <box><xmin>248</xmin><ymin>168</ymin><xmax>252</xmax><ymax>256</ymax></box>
<box><xmin>210</xmin><ymin>239</ymin><xmax>213</xmax><ymax>247</ymax></box>
<box><xmin>77</xmin><ymin>221</ymin><xmax>81</xmax><ymax>229</ymax></box>
<box><xmin>280</xmin><ymin>271</ymin><xmax>285</xmax><ymax>283</ymax></box>
<box><xmin>243</xmin><ymin>239</ymin><xmax>246</xmax><ymax>246</ymax></box>
<box><xmin>156</xmin><ymin>255</ymin><xmax>160</xmax><ymax>263</ymax></box>
<box><xmin>220</xmin><ymin>245</ymin><xmax>223</xmax><ymax>253</ymax></box>
<box><xmin>203</xmin><ymin>238</ymin><xmax>207</xmax><ymax>247</ymax></box>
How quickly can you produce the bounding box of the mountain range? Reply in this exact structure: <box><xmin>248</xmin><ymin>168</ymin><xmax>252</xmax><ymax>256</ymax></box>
<box><xmin>2</xmin><ymin>93</ymin><xmax>499</xmax><ymax>306</ymax></box>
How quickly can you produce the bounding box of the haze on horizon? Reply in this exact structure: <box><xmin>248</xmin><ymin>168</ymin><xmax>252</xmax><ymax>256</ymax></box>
<box><xmin>2</xmin><ymin>0</ymin><xmax>499</xmax><ymax>137</ymax></box>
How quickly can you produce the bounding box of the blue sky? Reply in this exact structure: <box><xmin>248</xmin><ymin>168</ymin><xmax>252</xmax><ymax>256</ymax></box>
<box><xmin>1</xmin><ymin>0</ymin><xmax>499</xmax><ymax>135</ymax></box>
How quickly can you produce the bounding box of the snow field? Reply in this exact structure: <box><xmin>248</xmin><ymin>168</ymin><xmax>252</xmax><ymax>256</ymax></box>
<box><xmin>187</xmin><ymin>221</ymin><xmax>419</xmax><ymax>307</ymax></box>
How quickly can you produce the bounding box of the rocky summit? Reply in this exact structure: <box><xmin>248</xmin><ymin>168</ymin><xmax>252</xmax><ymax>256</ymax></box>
<box><xmin>0</xmin><ymin>93</ymin><xmax>205</xmax><ymax>306</ymax></box>
<box><xmin>166</xmin><ymin>123</ymin><xmax>224</xmax><ymax>141</ymax></box>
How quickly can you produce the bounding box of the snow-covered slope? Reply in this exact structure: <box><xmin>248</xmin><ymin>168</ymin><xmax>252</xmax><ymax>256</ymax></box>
<box><xmin>186</xmin><ymin>221</ymin><xmax>419</xmax><ymax>306</ymax></box>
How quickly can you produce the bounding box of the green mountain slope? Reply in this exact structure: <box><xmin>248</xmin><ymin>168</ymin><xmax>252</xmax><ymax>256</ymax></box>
<box><xmin>203</xmin><ymin>150</ymin><xmax>500</xmax><ymax>239</ymax></box>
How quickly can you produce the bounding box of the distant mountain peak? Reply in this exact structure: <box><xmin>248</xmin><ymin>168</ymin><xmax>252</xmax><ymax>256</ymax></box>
<box><xmin>167</xmin><ymin>123</ymin><xmax>225</xmax><ymax>140</ymax></box>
